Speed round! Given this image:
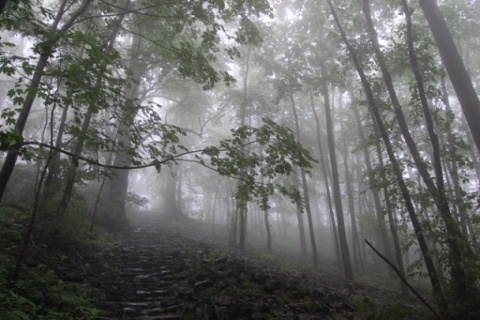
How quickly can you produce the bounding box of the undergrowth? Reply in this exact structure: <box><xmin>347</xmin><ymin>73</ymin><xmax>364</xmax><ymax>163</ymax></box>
<box><xmin>0</xmin><ymin>205</ymin><xmax>117</xmax><ymax>320</ymax></box>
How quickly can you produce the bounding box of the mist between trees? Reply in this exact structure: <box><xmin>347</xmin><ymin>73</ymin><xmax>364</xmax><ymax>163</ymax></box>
<box><xmin>0</xmin><ymin>0</ymin><xmax>479</xmax><ymax>319</ymax></box>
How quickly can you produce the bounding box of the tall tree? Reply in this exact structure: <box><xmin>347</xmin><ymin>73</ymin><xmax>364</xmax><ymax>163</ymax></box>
<box><xmin>320</xmin><ymin>61</ymin><xmax>354</xmax><ymax>281</ymax></box>
<box><xmin>418</xmin><ymin>0</ymin><xmax>480</xmax><ymax>155</ymax></box>
<box><xmin>56</xmin><ymin>2</ymin><xmax>129</xmax><ymax>216</ymax></box>
<box><xmin>362</xmin><ymin>1</ymin><xmax>478</xmax><ymax>314</ymax></box>
<box><xmin>290</xmin><ymin>92</ymin><xmax>319</xmax><ymax>268</ymax></box>
<box><xmin>0</xmin><ymin>0</ymin><xmax>93</xmax><ymax>203</ymax></box>
<box><xmin>325</xmin><ymin>0</ymin><xmax>446</xmax><ymax>310</ymax></box>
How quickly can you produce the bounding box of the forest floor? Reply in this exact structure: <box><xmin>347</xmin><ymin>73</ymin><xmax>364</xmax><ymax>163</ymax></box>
<box><xmin>90</xmin><ymin>213</ymin><xmax>434</xmax><ymax>320</ymax></box>
<box><xmin>0</xmin><ymin>208</ymin><xmax>435</xmax><ymax>320</ymax></box>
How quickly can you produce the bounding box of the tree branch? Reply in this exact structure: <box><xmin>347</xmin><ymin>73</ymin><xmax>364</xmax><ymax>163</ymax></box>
<box><xmin>22</xmin><ymin>140</ymin><xmax>259</xmax><ymax>171</ymax></box>
<box><xmin>364</xmin><ymin>239</ymin><xmax>441</xmax><ymax>319</ymax></box>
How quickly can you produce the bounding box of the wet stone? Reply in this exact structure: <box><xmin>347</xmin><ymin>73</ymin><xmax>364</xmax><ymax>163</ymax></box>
<box><xmin>194</xmin><ymin>279</ymin><xmax>212</xmax><ymax>288</ymax></box>
<box><xmin>93</xmin><ymin>216</ymin><xmax>409</xmax><ymax>320</ymax></box>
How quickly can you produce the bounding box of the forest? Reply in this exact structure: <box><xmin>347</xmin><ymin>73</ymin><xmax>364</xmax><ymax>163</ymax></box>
<box><xmin>0</xmin><ymin>0</ymin><xmax>479</xmax><ymax>319</ymax></box>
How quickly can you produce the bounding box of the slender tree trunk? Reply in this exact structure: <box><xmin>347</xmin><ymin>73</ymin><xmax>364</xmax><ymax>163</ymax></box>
<box><xmin>418</xmin><ymin>0</ymin><xmax>480</xmax><ymax>155</ymax></box>
<box><xmin>42</xmin><ymin>97</ymin><xmax>70</xmax><ymax>196</ymax></box>
<box><xmin>236</xmin><ymin>45</ymin><xmax>251</xmax><ymax>249</ymax></box>
<box><xmin>439</xmin><ymin>77</ymin><xmax>477</xmax><ymax>247</ymax></box>
<box><xmin>290</xmin><ymin>93</ymin><xmax>319</xmax><ymax>268</ymax></box>
<box><xmin>365</xmin><ymin>1</ymin><xmax>478</xmax><ymax>310</ymax></box>
<box><xmin>292</xmin><ymin>173</ymin><xmax>307</xmax><ymax>259</ymax></box>
<box><xmin>375</xmin><ymin>130</ymin><xmax>408</xmax><ymax>295</ymax></box>
<box><xmin>211</xmin><ymin>179</ymin><xmax>218</xmax><ymax>233</ymax></box>
<box><xmin>57</xmin><ymin>9</ymin><xmax>127</xmax><ymax>216</ymax></box>
<box><xmin>264</xmin><ymin>206</ymin><xmax>272</xmax><ymax>253</ymax></box>
<box><xmin>43</xmin><ymin>44</ymin><xmax>86</xmax><ymax>197</ymax></box>
<box><xmin>309</xmin><ymin>93</ymin><xmax>341</xmax><ymax>267</ymax></box>
<box><xmin>320</xmin><ymin>61</ymin><xmax>354</xmax><ymax>281</ymax></box>
<box><xmin>176</xmin><ymin>162</ymin><xmax>183</xmax><ymax>213</ymax></box>
<box><xmin>351</xmin><ymin>95</ymin><xmax>392</xmax><ymax>268</ymax></box>
<box><xmin>340</xmin><ymin>123</ymin><xmax>361</xmax><ymax>273</ymax></box>
<box><xmin>0</xmin><ymin>0</ymin><xmax>93</xmax><ymax>203</ymax></box>
<box><xmin>165</xmin><ymin>166</ymin><xmax>180</xmax><ymax>217</ymax></box>
<box><xmin>326</xmin><ymin>0</ymin><xmax>446</xmax><ymax>309</ymax></box>
<box><xmin>238</xmin><ymin>201</ymin><xmax>247</xmax><ymax>248</ymax></box>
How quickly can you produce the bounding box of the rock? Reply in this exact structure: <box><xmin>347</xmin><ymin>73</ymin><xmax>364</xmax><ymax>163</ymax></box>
<box><xmin>92</xmin><ymin>216</ymin><xmax>422</xmax><ymax>320</ymax></box>
<box><xmin>194</xmin><ymin>279</ymin><xmax>212</xmax><ymax>289</ymax></box>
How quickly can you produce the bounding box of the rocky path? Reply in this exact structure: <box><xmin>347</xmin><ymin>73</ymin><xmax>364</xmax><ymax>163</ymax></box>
<box><xmin>93</xmin><ymin>216</ymin><xmax>427</xmax><ymax>320</ymax></box>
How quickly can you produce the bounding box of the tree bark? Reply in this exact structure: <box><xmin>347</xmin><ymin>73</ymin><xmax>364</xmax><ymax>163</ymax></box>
<box><xmin>57</xmin><ymin>7</ymin><xmax>127</xmax><ymax>216</ymax></box>
<box><xmin>326</xmin><ymin>0</ymin><xmax>445</xmax><ymax>309</ymax></box>
<box><xmin>290</xmin><ymin>92</ymin><xmax>319</xmax><ymax>268</ymax></box>
<box><xmin>351</xmin><ymin>95</ymin><xmax>392</xmax><ymax>270</ymax></box>
<box><xmin>320</xmin><ymin>61</ymin><xmax>354</xmax><ymax>281</ymax></box>
<box><xmin>375</xmin><ymin>128</ymin><xmax>408</xmax><ymax>295</ymax></box>
<box><xmin>419</xmin><ymin>0</ymin><xmax>480</xmax><ymax>155</ymax></box>
<box><xmin>340</xmin><ymin>122</ymin><xmax>361</xmax><ymax>273</ymax></box>
<box><xmin>309</xmin><ymin>93</ymin><xmax>341</xmax><ymax>267</ymax></box>
<box><xmin>108</xmin><ymin>24</ymin><xmax>144</xmax><ymax>219</ymax></box>
<box><xmin>364</xmin><ymin>0</ymin><xmax>478</xmax><ymax>311</ymax></box>
<box><xmin>0</xmin><ymin>0</ymin><xmax>92</xmax><ymax>203</ymax></box>
<box><xmin>292</xmin><ymin>172</ymin><xmax>307</xmax><ymax>259</ymax></box>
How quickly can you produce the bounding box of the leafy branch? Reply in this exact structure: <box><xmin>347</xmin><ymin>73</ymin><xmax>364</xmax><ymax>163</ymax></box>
<box><xmin>21</xmin><ymin>118</ymin><xmax>315</xmax><ymax>211</ymax></box>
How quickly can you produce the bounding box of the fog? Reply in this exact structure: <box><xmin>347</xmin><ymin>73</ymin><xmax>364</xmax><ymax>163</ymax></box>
<box><xmin>0</xmin><ymin>0</ymin><xmax>479</xmax><ymax>318</ymax></box>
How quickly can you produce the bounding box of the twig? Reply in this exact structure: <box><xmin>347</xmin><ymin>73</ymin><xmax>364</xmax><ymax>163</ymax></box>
<box><xmin>364</xmin><ymin>239</ymin><xmax>441</xmax><ymax>319</ymax></box>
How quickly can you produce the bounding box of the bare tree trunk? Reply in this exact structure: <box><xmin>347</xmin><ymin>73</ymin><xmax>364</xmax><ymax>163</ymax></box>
<box><xmin>340</xmin><ymin>122</ymin><xmax>361</xmax><ymax>273</ymax></box>
<box><xmin>419</xmin><ymin>0</ymin><xmax>480</xmax><ymax>155</ymax></box>
<box><xmin>292</xmin><ymin>173</ymin><xmax>307</xmax><ymax>259</ymax></box>
<box><xmin>375</xmin><ymin>130</ymin><xmax>408</xmax><ymax>295</ymax></box>
<box><xmin>108</xmin><ymin>11</ymin><xmax>144</xmax><ymax>220</ymax></box>
<box><xmin>235</xmin><ymin>45</ymin><xmax>251</xmax><ymax>249</ymax></box>
<box><xmin>320</xmin><ymin>61</ymin><xmax>354</xmax><ymax>281</ymax></box>
<box><xmin>290</xmin><ymin>93</ymin><xmax>319</xmax><ymax>268</ymax></box>
<box><xmin>351</xmin><ymin>95</ymin><xmax>392</xmax><ymax>270</ymax></box>
<box><xmin>309</xmin><ymin>93</ymin><xmax>341</xmax><ymax>268</ymax></box>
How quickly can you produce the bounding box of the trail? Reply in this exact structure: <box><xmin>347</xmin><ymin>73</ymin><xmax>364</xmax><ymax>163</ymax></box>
<box><xmin>93</xmin><ymin>215</ymin><xmax>425</xmax><ymax>320</ymax></box>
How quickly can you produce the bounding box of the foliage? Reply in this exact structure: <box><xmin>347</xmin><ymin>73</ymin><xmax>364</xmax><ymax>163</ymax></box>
<box><xmin>199</xmin><ymin>118</ymin><xmax>316</xmax><ymax>211</ymax></box>
<box><xmin>0</xmin><ymin>207</ymin><xmax>104</xmax><ymax>320</ymax></box>
<box><xmin>0</xmin><ymin>262</ymin><xmax>98</xmax><ymax>320</ymax></box>
<box><xmin>353</xmin><ymin>295</ymin><xmax>408</xmax><ymax>320</ymax></box>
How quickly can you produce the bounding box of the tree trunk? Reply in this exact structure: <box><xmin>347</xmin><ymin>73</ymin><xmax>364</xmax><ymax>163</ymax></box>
<box><xmin>326</xmin><ymin>0</ymin><xmax>445</xmax><ymax>309</ymax></box>
<box><xmin>57</xmin><ymin>7</ymin><xmax>127</xmax><ymax>216</ymax></box>
<box><xmin>340</xmin><ymin>122</ymin><xmax>361</xmax><ymax>273</ymax></box>
<box><xmin>292</xmin><ymin>172</ymin><xmax>307</xmax><ymax>259</ymax></box>
<box><xmin>439</xmin><ymin>77</ymin><xmax>478</xmax><ymax>247</ymax></box>
<box><xmin>235</xmin><ymin>45</ymin><xmax>251</xmax><ymax>250</ymax></box>
<box><xmin>320</xmin><ymin>61</ymin><xmax>354</xmax><ymax>281</ymax></box>
<box><xmin>108</xmin><ymin>24</ymin><xmax>144</xmax><ymax>220</ymax></box>
<box><xmin>364</xmin><ymin>1</ymin><xmax>478</xmax><ymax>311</ymax></box>
<box><xmin>375</xmin><ymin>129</ymin><xmax>408</xmax><ymax>295</ymax></box>
<box><xmin>351</xmin><ymin>95</ymin><xmax>392</xmax><ymax>270</ymax></box>
<box><xmin>290</xmin><ymin>93</ymin><xmax>319</xmax><ymax>268</ymax></box>
<box><xmin>309</xmin><ymin>93</ymin><xmax>342</xmax><ymax>267</ymax></box>
<box><xmin>0</xmin><ymin>0</ymin><xmax>92</xmax><ymax>203</ymax></box>
<box><xmin>42</xmin><ymin>97</ymin><xmax>70</xmax><ymax>196</ymax></box>
<box><xmin>419</xmin><ymin>0</ymin><xmax>480</xmax><ymax>155</ymax></box>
